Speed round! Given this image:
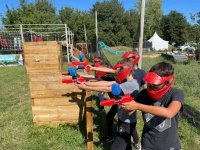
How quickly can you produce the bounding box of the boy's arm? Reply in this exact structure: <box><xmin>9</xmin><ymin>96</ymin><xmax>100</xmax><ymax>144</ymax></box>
<box><xmin>89</xmin><ymin>65</ymin><xmax>117</xmax><ymax>74</ymax></box>
<box><xmin>85</xmin><ymin>81</ymin><xmax>116</xmax><ymax>87</ymax></box>
<box><xmin>122</xmin><ymin>100</ymin><xmax>182</xmax><ymax>119</ymax></box>
<box><xmin>76</xmin><ymin>83</ymin><xmax>112</xmax><ymax>92</ymax></box>
<box><xmin>79</xmin><ymin>74</ymin><xmax>95</xmax><ymax>78</ymax></box>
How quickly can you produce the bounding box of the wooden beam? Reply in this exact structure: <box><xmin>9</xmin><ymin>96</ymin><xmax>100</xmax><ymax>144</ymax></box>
<box><xmin>85</xmin><ymin>91</ymin><xmax>93</xmax><ymax>150</ymax></box>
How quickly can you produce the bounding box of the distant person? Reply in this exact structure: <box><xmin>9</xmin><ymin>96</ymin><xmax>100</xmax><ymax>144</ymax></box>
<box><xmin>78</xmin><ymin>51</ymin><xmax>84</xmax><ymax>62</ymax></box>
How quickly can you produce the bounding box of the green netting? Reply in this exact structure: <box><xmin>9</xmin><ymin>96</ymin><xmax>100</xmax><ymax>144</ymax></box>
<box><xmin>98</xmin><ymin>41</ymin><xmax>126</xmax><ymax>55</ymax></box>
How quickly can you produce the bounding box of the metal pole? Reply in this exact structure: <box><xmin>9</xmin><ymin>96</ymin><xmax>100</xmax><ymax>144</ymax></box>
<box><xmin>138</xmin><ymin>0</ymin><xmax>145</xmax><ymax>69</ymax></box>
<box><xmin>72</xmin><ymin>33</ymin><xmax>74</xmax><ymax>53</ymax></box>
<box><xmin>70</xmin><ymin>31</ymin><xmax>73</xmax><ymax>56</ymax></box>
<box><xmin>20</xmin><ymin>24</ymin><xmax>24</xmax><ymax>43</ymax></box>
<box><xmin>84</xmin><ymin>24</ymin><xmax>88</xmax><ymax>56</ymax></box>
<box><xmin>65</xmin><ymin>24</ymin><xmax>70</xmax><ymax>63</ymax></box>
<box><xmin>95</xmin><ymin>9</ymin><xmax>100</xmax><ymax>57</ymax></box>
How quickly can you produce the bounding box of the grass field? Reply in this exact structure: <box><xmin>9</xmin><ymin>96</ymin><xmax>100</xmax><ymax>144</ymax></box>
<box><xmin>0</xmin><ymin>53</ymin><xmax>200</xmax><ymax>150</ymax></box>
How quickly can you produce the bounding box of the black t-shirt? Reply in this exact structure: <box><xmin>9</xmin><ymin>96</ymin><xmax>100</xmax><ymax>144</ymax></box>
<box><xmin>136</xmin><ymin>88</ymin><xmax>184</xmax><ymax>150</ymax></box>
<box><xmin>134</xmin><ymin>68</ymin><xmax>146</xmax><ymax>89</ymax></box>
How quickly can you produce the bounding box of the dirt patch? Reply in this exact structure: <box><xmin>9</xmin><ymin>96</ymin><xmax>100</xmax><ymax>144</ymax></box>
<box><xmin>111</xmin><ymin>46</ymin><xmax>132</xmax><ymax>51</ymax></box>
<box><xmin>143</xmin><ymin>54</ymin><xmax>160</xmax><ymax>58</ymax></box>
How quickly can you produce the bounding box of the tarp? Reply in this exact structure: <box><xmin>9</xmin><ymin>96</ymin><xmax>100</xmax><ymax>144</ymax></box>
<box><xmin>0</xmin><ymin>54</ymin><xmax>23</xmax><ymax>65</ymax></box>
<box><xmin>147</xmin><ymin>32</ymin><xmax>169</xmax><ymax>51</ymax></box>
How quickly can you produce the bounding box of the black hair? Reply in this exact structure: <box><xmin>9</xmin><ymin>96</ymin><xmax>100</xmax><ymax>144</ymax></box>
<box><xmin>149</xmin><ymin>61</ymin><xmax>174</xmax><ymax>77</ymax></box>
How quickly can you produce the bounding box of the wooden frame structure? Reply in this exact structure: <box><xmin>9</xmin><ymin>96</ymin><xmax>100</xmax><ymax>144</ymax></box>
<box><xmin>23</xmin><ymin>41</ymin><xmax>93</xmax><ymax>150</ymax></box>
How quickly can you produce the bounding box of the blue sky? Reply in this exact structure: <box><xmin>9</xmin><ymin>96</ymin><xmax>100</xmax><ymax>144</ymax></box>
<box><xmin>0</xmin><ymin>0</ymin><xmax>199</xmax><ymax>25</ymax></box>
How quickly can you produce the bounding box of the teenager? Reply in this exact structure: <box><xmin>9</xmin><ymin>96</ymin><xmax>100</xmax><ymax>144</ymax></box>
<box><xmin>122</xmin><ymin>61</ymin><xmax>184</xmax><ymax>150</ymax></box>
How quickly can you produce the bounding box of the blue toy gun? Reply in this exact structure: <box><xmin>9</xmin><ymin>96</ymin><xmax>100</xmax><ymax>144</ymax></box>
<box><xmin>62</xmin><ymin>67</ymin><xmax>85</xmax><ymax>83</ymax></box>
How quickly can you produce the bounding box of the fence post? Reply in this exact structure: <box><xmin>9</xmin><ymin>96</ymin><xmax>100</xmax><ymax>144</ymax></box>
<box><xmin>65</xmin><ymin>24</ymin><xmax>70</xmax><ymax>63</ymax></box>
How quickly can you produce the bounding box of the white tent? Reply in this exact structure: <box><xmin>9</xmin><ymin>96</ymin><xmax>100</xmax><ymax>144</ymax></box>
<box><xmin>147</xmin><ymin>32</ymin><xmax>169</xmax><ymax>51</ymax></box>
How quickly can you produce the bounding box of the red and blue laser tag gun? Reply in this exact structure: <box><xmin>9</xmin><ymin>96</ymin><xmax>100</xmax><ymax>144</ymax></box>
<box><xmin>68</xmin><ymin>52</ymin><xmax>90</xmax><ymax>72</ymax></box>
<box><xmin>62</xmin><ymin>67</ymin><xmax>85</xmax><ymax>84</ymax></box>
<box><xmin>100</xmin><ymin>83</ymin><xmax>133</xmax><ymax>106</ymax></box>
<box><xmin>68</xmin><ymin>61</ymin><xmax>90</xmax><ymax>72</ymax></box>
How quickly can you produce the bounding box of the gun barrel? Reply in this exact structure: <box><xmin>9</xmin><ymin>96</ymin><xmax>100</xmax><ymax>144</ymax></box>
<box><xmin>62</xmin><ymin>78</ymin><xmax>73</xmax><ymax>83</ymax></box>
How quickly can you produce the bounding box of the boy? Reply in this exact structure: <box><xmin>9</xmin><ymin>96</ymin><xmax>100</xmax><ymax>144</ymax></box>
<box><xmin>122</xmin><ymin>61</ymin><xmax>184</xmax><ymax>150</ymax></box>
<box><xmin>77</xmin><ymin>61</ymin><xmax>139</xmax><ymax>150</ymax></box>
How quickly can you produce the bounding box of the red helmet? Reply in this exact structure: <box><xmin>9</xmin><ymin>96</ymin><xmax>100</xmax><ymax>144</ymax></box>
<box><xmin>113</xmin><ymin>63</ymin><xmax>132</xmax><ymax>83</ymax></box>
<box><xmin>143</xmin><ymin>72</ymin><xmax>174</xmax><ymax>100</ymax></box>
<box><xmin>122</xmin><ymin>52</ymin><xmax>140</xmax><ymax>65</ymax></box>
<box><xmin>94</xmin><ymin>57</ymin><xmax>102</xmax><ymax>63</ymax></box>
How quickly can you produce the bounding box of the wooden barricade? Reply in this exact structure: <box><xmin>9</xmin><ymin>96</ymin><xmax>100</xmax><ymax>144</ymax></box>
<box><xmin>23</xmin><ymin>41</ymin><xmax>93</xmax><ymax>149</ymax></box>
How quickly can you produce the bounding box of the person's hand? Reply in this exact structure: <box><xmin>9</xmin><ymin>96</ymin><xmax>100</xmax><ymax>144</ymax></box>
<box><xmin>86</xmin><ymin>65</ymin><xmax>93</xmax><ymax>71</ymax></box>
<box><xmin>76</xmin><ymin>83</ymin><xmax>88</xmax><ymax>90</ymax></box>
<box><xmin>121</xmin><ymin>100</ymin><xmax>138</xmax><ymax>111</ymax></box>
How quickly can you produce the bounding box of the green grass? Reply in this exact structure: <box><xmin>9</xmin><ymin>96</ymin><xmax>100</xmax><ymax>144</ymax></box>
<box><xmin>0</xmin><ymin>52</ymin><xmax>200</xmax><ymax>149</ymax></box>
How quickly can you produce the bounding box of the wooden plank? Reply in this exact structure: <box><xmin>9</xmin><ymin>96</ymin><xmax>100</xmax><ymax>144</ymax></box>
<box><xmin>23</xmin><ymin>42</ymin><xmax>60</xmax><ymax>55</ymax></box>
<box><xmin>26</xmin><ymin>67</ymin><xmax>60</xmax><ymax>73</ymax></box>
<box><xmin>29</xmin><ymin>73</ymin><xmax>63</xmax><ymax>82</ymax></box>
<box><xmin>85</xmin><ymin>91</ymin><xmax>93</xmax><ymax>150</ymax></box>
<box><xmin>26</xmin><ymin>64</ymin><xmax>60</xmax><ymax>70</ymax></box>
<box><xmin>33</xmin><ymin>113</ymin><xmax>80</xmax><ymax>122</ymax></box>
<box><xmin>24</xmin><ymin>55</ymin><xmax>60</xmax><ymax>68</ymax></box>
<box><xmin>25</xmin><ymin>56</ymin><xmax>60</xmax><ymax>65</ymax></box>
<box><xmin>34</xmin><ymin>120</ymin><xmax>78</xmax><ymax>127</ymax></box>
<box><xmin>24</xmin><ymin>54</ymin><xmax>60</xmax><ymax>59</ymax></box>
<box><xmin>32</xmin><ymin>105</ymin><xmax>82</xmax><ymax>115</ymax></box>
<box><xmin>30</xmin><ymin>89</ymin><xmax>82</xmax><ymax>98</ymax></box>
<box><xmin>23</xmin><ymin>41</ymin><xmax>59</xmax><ymax>48</ymax></box>
<box><xmin>24</xmin><ymin>46</ymin><xmax>60</xmax><ymax>55</ymax></box>
<box><xmin>33</xmin><ymin>97</ymin><xmax>83</xmax><ymax>106</ymax></box>
<box><xmin>29</xmin><ymin>81</ymin><xmax>75</xmax><ymax>91</ymax></box>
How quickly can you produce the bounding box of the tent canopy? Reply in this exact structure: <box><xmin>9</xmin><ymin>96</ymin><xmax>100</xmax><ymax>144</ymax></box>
<box><xmin>147</xmin><ymin>32</ymin><xmax>169</xmax><ymax>51</ymax></box>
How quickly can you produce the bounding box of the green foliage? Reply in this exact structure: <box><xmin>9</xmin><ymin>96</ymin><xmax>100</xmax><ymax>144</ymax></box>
<box><xmin>160</xmin><ymin>11</ymin><xmax>188</xmax><ymax>46</ymax></box>
<box><xmin>59</xmin><ymin>7</ymin><xmax>95</xmax><ymax>43</ymax></box>
<box><xmin>3</xmin><ymin>0</ymin><xmax>59</xmax><ymax>25</ymax></box>
<box><xmin>144</xmin><ymin>0</ymin><xmax>163</xmax><ymax>40</ymax></box>
<box><xmin>94</xmin><ymin>0</ymin><xmax>127</xmax><ymax>46</ymax></box>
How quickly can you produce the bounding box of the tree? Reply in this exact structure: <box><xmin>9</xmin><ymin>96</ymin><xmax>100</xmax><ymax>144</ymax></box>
<box><xmin>2</xmin><ymin>0</ymin><xmax>59</xmax><ymax>25</ymax></box>
<box><xmin>188</xmin><ymin>11</ymin><xmax>200</xmax><ymax>48</ymax></box>
<box><xmin>135</xmin><ymin>0</ymin><xmax>163</xmax><ymax>40</ymax></box>
<box><xmin>144</xmin><ymin>0</ymin><xmax>163</xmax><ymax>39</ymax></box>
<box><xmin>160</xmin><ymin>11</ymin><xmax>188</xmax><ymax>46</ymax></box>
<box><xmin>59</xmin><ymin>7</ymin><xmax>94</xmax><ymax>43</ymax></box>
<box><xmin>92</xmin><ymin>0</ymin><xmax>136</xmax><ymax>46</ymax></box>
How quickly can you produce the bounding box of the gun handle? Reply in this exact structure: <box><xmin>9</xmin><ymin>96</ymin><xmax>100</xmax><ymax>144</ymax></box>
<box><xmin>118</xmin><ymin>94</ymin><xmax>133</xmax><ymax>105</ymax></box>
<box><xmin>62</xmin><ymin>72</ymin><xmax>70</xmax><ymax>76</ymax></box>
<box><xmin>77</xmin><ymin>76</ymin><xmax>85</xmax><ymax>83</ymax></box>
<box><xmin>85</xmin><ymin>66</ymin><xmax>90</xmax><ymax>72</ymax></box>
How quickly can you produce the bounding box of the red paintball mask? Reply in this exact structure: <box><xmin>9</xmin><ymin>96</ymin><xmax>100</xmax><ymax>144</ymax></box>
<box><xmin>94</xmin><ymin>57</ymin><xmax>102</xmax><ymax>64</ymax></box>
<box><xmin>143</xmin><ymin>72</ymin><xmax>174</xmax><ymax>100</ymax></box>
<box><xmin>113</xmin><ymin>63</ymin><xmax>132</xmax><ymax>83</ymax></box>
<box><xmin>122</xmin><ymin>52</ymin><xmax>140</xmax><ymax>65</ymax></box>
